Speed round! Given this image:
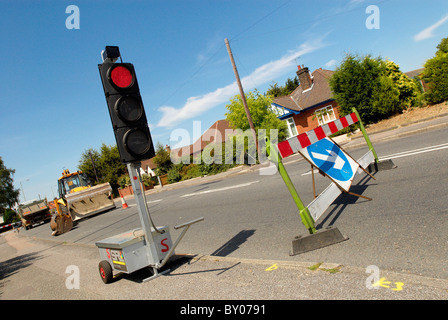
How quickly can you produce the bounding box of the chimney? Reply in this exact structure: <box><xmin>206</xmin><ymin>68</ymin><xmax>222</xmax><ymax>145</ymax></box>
<box><xmin>296</xmin><ymin>65</ymin><xmax>313</xmax><ymax>91</ymax></box>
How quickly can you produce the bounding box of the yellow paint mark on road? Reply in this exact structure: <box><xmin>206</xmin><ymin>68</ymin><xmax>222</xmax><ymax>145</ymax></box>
<box><xmin>265</xmin><ymin>263</ymin><xmax>278</xmax><ymax>271</ymax></box>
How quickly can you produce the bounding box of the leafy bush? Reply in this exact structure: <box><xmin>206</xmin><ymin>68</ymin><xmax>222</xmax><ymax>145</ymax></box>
<box><xmin>329</xmin><ymin>54</ymin><xmax>422</xmax><ymax>124</ymax></box>
<box><xmin>167</xmin><ymin>165</ymin><xmax>182</xmax><ymax>184</ymax></box>
<box><xmin>141</xmin><ymin>173</ymin><xmax>155</xmax><ymax>187</ymax></box>
<box><xmin>422</xmin><ymin>45</ymin><xmax>448</xmax><ymax>104</ymax></box>
<box><xmin>180</xmin><ymin>164</ymin><xmax>201</xmax><ymax>181</ymax></box>
<box><xmin>117</xmin><ymin>174</ymin><xmax>130</xmax><ymax>189</ymax></box>
<box><xmin>4</xmin><ymin>208</ymin><xmax>20</xmax><ymax>223</ymax></box>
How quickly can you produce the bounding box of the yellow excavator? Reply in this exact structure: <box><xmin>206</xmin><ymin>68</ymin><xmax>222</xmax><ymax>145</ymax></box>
<box><xmin>50</xmin><ymin>169</ymin><xmax>116</xmax><ymax>236</ymax></box>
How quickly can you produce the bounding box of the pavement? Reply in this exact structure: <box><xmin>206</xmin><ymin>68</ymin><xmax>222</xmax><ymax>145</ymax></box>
<box><xmin>2</xmin><ymin>113</ymin><xmax>448</xmax><ymax>303</ymax></box>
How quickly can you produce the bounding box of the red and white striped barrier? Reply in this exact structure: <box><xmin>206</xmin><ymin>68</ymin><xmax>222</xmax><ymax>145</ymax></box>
<box><xmin>0</xmin><ymin>222</ymin><xmax>20</xmax><ymax>231</ymax></box>
<box><xmin>277</xmin><ymin>112</ymin><xmax>359</xmax><ymax>158</ymax></box>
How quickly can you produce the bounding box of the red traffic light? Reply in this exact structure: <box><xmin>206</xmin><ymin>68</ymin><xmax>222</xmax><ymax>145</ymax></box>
<box><xmin>99</xmin><ymin>59</ymin><xmax>155</xmax><ymax>163</ymax></box>
<box><xmin>110</xmin><ymin>65</ymin><xmax>133</xmax><ymax>88</ymax></box>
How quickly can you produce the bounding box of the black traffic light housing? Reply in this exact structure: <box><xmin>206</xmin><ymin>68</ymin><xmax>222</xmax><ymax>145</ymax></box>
<box><xmin>98</xmin><ymin>49</ymin><xmax>155</xmax><ymax>164</ymax></box>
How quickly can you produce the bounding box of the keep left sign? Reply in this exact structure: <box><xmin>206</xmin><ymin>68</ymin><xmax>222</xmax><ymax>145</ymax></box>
<box><xmin>298</xmin><ymin>138</ymin><xmax>359</xmax><ymax>192</ymax></box>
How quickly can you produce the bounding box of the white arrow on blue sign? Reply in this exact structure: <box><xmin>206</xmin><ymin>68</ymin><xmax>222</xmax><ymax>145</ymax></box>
<box><xmin>298</xmin><ymin>138</ymin><xmax>359</xmax><ymax>192</ymax></box>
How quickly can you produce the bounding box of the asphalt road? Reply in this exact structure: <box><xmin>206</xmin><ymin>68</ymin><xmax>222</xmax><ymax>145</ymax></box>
<box><xmin>20</xmin><ymin>126</ymin><xmax>448</xmax><ymax>280</ymax></box>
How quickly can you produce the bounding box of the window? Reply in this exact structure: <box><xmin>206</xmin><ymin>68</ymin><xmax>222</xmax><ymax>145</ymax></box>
<box><xmin>315</xmin><ymin>105</ymin><xmax>336</xmax><ymax>125</ymax></box>
<box><xmin>285</xmin><ymin>117</ymin><xmax>298</xmax><ymax>138</ymax></box>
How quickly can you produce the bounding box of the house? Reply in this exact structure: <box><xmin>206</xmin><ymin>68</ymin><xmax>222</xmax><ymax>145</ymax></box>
<box><xmin>140</xmin><ymin>157</ymin><xmax>157</xmax><ymax>177</ymax></box>
<box><xmin>190</xmin><ymin>119</ymin><xmax>233</xmax><ymax>158</ymax></box>
<box><xmin>271</xmin><ymin>65</ymin><xmax>340</xmax><ymax>139</ymax></box>
<box><xmin>154</xmin><ymin>119</ymin><xmax>233</xmax><ymax>165</ymax></box>
<box><xmin>405</xmin><ymin>67</ymin><xmax>427</xmax><ymax>92</ymax></box>
<box><xmin>141</xmin><ymin>120</ymin><xmax>233</xmax><ymax>175</ymax></box>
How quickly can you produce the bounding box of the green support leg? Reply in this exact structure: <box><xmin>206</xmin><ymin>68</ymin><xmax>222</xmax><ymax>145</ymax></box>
<box><xmin>352</xmin><ymin>107</ymin><xmax>379</xmax><ymax>163</ymax></box>
<box><xmin>266</xmin><ymin>138</ymin><xmax>316</xmax><ymax>234</ymax></box>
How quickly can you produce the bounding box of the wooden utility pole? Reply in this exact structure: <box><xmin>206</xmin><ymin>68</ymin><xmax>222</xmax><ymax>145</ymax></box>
<box><xmin>224</xmin><ymin>38</ymin><xmax>261</xmax><ymax>160</ymax></box>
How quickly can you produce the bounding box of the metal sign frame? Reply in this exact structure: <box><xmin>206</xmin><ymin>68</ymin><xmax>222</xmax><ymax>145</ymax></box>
<box><xmin>265</xmin><ymin>107</ymin><xmax>395</xmax><ymax>255</ymax></box>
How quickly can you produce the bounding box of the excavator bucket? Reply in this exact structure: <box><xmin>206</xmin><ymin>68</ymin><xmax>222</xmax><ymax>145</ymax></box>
<box><xmin>65</xmin><ymin>183</ymin><xmax>116</xmax><ymax>219</ymax></box>
<box><xmin>50</xmin><ymin>214</ymin><xmax>73</xmax><ymax>236</ymax></box>
<box><xmin>50</xmin><ymin>200</ymin><xmax>73</xmax><ymax>236</ymax></box>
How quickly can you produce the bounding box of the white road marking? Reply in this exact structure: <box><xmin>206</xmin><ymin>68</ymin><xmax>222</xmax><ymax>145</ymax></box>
<box><xmin>302</xmin><ymin>169</ymin><xmax>320</xmax><ymax>176</ymax></box>
<box><xmin>181</xmin><ymin>180</ymin><xmax>260</xmax><ymax>198</ymax></box>
<box><xmin>147</xmin><ymin>199</ymin><xmax>163</xmax><ymax>204</ymax></box>
<box><xmin>122</xmin><ymin>199</ymin><xmax>162</xmax><ymax>208</ymax></box>
<box><xmin>378</xmin><ymin>142</ymin><xmax>448</xmax><ymax>161</ymax></box>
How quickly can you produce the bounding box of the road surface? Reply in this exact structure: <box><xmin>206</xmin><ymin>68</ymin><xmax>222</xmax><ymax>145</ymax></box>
<box><xmin>20</xmin><ymin>126</ymin><xmax>448</xmax><ymax>280</ymax></box>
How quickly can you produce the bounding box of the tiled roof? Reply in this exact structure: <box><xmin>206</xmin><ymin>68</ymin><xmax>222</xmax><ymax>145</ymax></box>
<box><xmin>171</xmin><ymin>119</ymin><xmax>233</xmax><ymax>158</ymax></box>
<box><xmin>405</xmin><ymin>68</ymin><xmax>424</xmax><ymax>79</ymax></box>
<box><xmin>140</xmin><ymin>157</ymin><xmax>157</xmax><ymax>170</ymax></box>
<box><xmin>273</xmin><ymin>68</ymin><xmax>335</xmax><ymax>111</ymax></box>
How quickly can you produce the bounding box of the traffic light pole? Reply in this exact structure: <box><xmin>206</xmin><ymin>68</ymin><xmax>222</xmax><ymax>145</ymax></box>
<box><xmin>126</xmin><ymin>162</ymin><xmax>161</xmax><ymax>260</ymax></box>
<box><xmin>96</xmin><ymin>46</ymin><xmax>205</xmax><ymax>283</ymax></box>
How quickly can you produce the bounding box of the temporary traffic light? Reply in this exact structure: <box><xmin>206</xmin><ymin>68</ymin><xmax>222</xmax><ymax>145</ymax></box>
<box><xmin>98</xmin><ymin>49</ymin><xmax>155</xmax><ymax>164</ymax></box>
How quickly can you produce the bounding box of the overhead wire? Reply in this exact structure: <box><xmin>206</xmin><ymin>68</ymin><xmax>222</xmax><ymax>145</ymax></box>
<box><xmin>155</xmin><ymin>0</ymin><xmax>294</xmax><ymax>109</ymax></box>
<box><xmin>231</xmin><ymin>0</ymin><xmax>392</xmax><ymax>42</ymax></box>
<box><xmin>156</xmin><ymin>42</ymin><xmax>226</xmax><ymax>109</ymax></box>
<box><xmin>155</xmin><ymin>0</ymin><xmax>391</xmax><ymax>109</ymax></box>
<box><xmin>229</xmin><ymin>0</ymin><xmax>294</xmax><ymax>42</ymax></box>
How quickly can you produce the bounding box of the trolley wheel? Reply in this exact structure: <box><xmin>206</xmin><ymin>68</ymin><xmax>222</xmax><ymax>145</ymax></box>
<box><xmin>99</xmin><ymin>260</ymin><xmax>113</xmax><ymax>284</ymax></box>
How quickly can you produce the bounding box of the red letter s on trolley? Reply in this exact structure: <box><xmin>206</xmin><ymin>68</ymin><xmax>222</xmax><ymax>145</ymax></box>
<box><xmin>161</xmin><ymin>238</ymin><xmax>169</xmax><ymax>252</ymax></box>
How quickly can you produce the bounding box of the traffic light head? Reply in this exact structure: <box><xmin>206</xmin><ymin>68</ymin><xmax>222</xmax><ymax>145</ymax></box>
<box><xmin>99</xmin><ymin>58</ymin><xmax>155</xmax><ymax>164</ymax></box>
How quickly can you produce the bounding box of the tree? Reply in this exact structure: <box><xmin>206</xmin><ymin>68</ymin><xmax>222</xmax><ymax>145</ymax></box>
<box><xmin>266</xmin><ymin>77</ymin><xmax>299</xmax><ymax>97</ymax></box>
<box><xmin>98</xmin><ymin>144</ymin><xmax>127</xmax><ymax>191</ymax></box>
<box><xmin>152</xmin><ymin>143</ymin><xmax>172</xmax><ymax>176</ymax></box>
<box><xmin>329</xmin><ymin>54</ymin><xmax>385</xmax><ymax>124</ymax></box>
<box><xmin>383</xmin><ymin>60</ymin><xmax>422</xmax><ymax>108</ymax></box>
<box><xmin>78</xmin><ymin>144</ymin><xmax>127</xmax><ymax>194</ymax></box>
<box><xmin>371</xmin><ymin>74</ymin><xmax>400</xmax><ymax>117</ymax></box>
<box><xmin>329</xmin><ymin>54</ymin><xmax>421</xmax><ymax>124</ymax></box>
<box><xmin>0</xmin><ymin>156</ymin><xmax>20</xmax><ymax>210</ymax></box>
<box><xmin>266</xmin><ymin>82</ymin><xmax>282</xmax><ymax>97</ymax></box>
<box><xmin>225</xmin><ymin>89</ymin><xmax>288</xmax><ymax>141</ymax></box>
<box><xmin>421</xmin><ymin>37</ymin><xmax>448</xmax><ymax>104</ymax></box>
<box><xmin>436</xmin><ymin>37</ymin><xmax>448</xmax><ymax>54</ymax></box>
<box><xmin>78</xmin><ymin>148</ymin><xmax>101</xmax><ymax>183</ymax></box>
<box><xmin>3</xmin><ymin>208</ymin><xmax>20</xmax><ymax>224</ymax></box>
<box><xmin>283</xmin><ymin>77</ymin><xmax>300</xmax><ymax>95</ymax></box>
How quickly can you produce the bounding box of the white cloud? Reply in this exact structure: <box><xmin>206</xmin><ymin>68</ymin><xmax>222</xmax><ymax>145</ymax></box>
<box><xmin>156</xmin><ymin>39</ymin><xmax>326</xmax><ymax>128</ymax></box>
<box><xmin>324</xmin><ymin>59</ymin><xmax>337</xmax><ymax>68</ymax></box>
<box><xmin>414</xmin><ymin>14</ymin><xmax>448</xmax><ymax>41</ymax></box>
<box><xmin>348</xmin><ymin>0</ymin><xmax>366</xmax><ymax>5</ymax></box>
<box><xmin>157</xmin><ymin>84</ymin><xmax>237</xmax><ymax>128</ymax></box>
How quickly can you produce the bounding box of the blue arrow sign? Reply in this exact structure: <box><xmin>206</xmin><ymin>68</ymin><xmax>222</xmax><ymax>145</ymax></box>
<box><xmin>307</xmin><ymin>138</ymin><xmax>353</xmax><ymax>182</ymax></box>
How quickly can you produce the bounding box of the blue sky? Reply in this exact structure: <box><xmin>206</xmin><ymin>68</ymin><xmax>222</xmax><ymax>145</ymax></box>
<box><xmin>1</xmin><ymin>0</ymin><xmax>447</xmax><ymax>203</ymax></box>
